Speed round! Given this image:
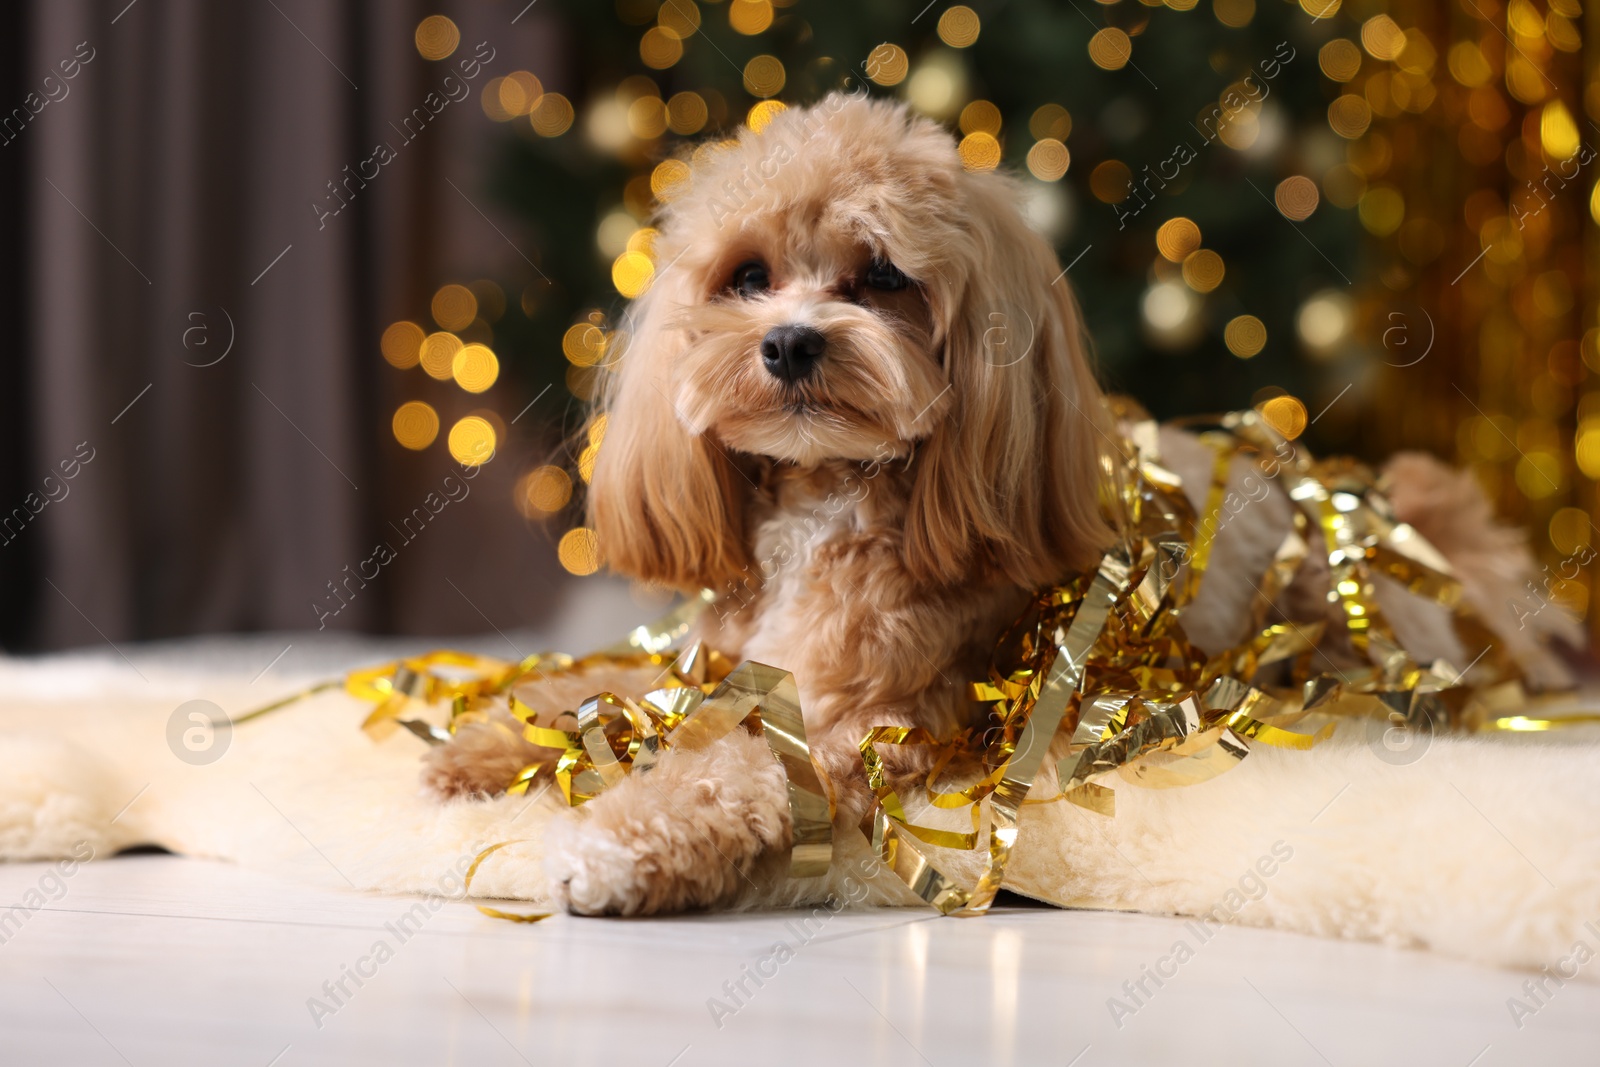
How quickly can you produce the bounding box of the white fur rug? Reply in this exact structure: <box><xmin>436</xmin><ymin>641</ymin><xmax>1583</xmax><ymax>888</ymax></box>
<box><xmin>2</xmin><ymin>642</ymin><xmax>1598</xmax><ymax>980</ymax></box>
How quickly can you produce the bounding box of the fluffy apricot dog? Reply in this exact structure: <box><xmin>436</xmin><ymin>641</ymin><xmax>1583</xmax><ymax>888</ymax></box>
<box><xmin>422</xmin><ymin>94</ymin><xmax>1575</xmax><ymax>915</ymax></box>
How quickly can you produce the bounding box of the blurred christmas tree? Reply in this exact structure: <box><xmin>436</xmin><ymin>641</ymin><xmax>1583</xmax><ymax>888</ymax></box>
<box><xmin>483</xmin><ymin>0</ymin><xmax>1366</xmax><ymax>455</ymax></box>
<box><xmin>388</xmin><ymin>0</ymin><xmax>1594</xmax><ymax>638</ymax></box>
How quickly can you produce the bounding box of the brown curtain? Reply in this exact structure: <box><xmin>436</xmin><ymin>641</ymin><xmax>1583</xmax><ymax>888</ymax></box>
<box><xmin>19</xmin><ymin>0</ymin><xmax>590</xmax><ymax>651</ymax></box>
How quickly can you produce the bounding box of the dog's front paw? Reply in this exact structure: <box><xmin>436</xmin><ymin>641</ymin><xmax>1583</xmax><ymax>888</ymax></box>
<box><xmin>419</xmin><ymin>719</ymin><xmax>537</xmax><ymax>801</ymax></box>
<box><xmin>543</xmin><ymin>815</ymin><xmax>660</xmax><ymax>916</ymax></box>
<box><xmin>541</xmin><ymin>732</ymin><xmax>792</xmax><ymax>916</ymax></box>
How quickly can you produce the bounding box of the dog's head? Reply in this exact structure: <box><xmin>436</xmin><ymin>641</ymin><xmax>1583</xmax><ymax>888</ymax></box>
<box><xmin>587</xmin><ymin>94</ymin><xmax>1110</xmax><ymax>591</ymax></box>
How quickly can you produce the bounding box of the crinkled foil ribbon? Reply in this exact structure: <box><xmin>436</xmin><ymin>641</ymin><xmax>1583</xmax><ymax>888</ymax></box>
<box><xmin>241</xmin><ymin>400</ymin><xmax>1591</xmax><ymax>919</ymax></box>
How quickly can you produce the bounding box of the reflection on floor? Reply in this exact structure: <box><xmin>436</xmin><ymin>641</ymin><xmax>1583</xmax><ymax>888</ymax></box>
<box><xmin>1</xmin><ymin>854</ymin><xmax>1595</xmax><ymax>1066</ymax></box>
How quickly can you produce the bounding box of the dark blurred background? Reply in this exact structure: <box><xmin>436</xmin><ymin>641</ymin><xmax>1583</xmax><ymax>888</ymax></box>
<box><xmin>0</xmin><ymin>0</ymin><xmax>1593</xmax><ymax>653</ymax></box>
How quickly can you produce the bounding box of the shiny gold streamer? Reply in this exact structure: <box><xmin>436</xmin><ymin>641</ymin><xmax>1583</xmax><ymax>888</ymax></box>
<box><xmin>235</xmin><ymin>399</ymin><xmax>1588</xmax><ymax>920</ymax></box>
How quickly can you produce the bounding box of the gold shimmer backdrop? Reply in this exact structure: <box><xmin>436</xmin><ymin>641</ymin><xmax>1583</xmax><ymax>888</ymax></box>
<box><xmin>1344</xmin><ymin>0</ymin><xmax>1596</xmax><ymax>644</ymax></box>
<box><xmin>391</xmin><ymin>2</ymin><xmax>1600</xmax><ymax>650</ymax></box>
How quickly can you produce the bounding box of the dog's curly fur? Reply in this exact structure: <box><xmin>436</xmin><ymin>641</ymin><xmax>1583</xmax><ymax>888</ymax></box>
<box><xmin>422</xmin><ymin>95</ymin><xmax>1578</xmax><ymax>915</ymax></box>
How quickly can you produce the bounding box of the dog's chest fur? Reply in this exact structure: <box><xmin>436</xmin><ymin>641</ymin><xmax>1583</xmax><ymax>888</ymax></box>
<box><xmin>735</xmin><ymin>466</ymin><xmax>871</xmax><ymax>669</ymax></box>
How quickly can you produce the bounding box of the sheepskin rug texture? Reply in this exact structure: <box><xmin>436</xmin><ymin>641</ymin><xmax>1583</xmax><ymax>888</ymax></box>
<box><xmin>2</xmin><ymin>643</ymin><xmax>1597</xmax><ymax>979</ymax></box>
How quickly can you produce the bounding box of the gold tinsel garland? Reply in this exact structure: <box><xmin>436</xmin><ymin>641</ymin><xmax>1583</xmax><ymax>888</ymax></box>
<box><xmin>248</xmin><ymin>400</ymin><xmax>1591</xmax><ymax>919</ymax></box>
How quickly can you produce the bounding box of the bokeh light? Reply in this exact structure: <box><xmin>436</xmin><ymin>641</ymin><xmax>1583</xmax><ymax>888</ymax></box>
<box><xmin>558</xmin><ymin>528</ymin><xmax>602</xmax><ymax>576</ymax></box>
<box><xmin>1259</xmin><ymin>395</ymin><xmax>1308</xmax><ymax>439</ymax></box>
<box><xmin>451</xmin><ymin>343</ymin><xmax>499</xmax><ymax>393</ymax></box>
<box><xmin>667</xmin><ymin>91</ymin><xmax>709</xmax><ymax>134</ymax></box>
<box><xmin>729</xmin><ymin>0</ymin><xmax>774</xmax><ymax>35</ymax></box>
<box><xmin>613</xmin><ymin>251</ymin><xmax>655</xmax><ymax>298</ymax></box>
<box><xmin>1029</xmin><ymin>104</ymin><xmax>1072</xmax><ymax>140</ymax></box>
<box><xmin>1181</xmin><ymin>249</ymin><xmax>1225</xmax><ymax>292</ymax></box>
<box><xmin>650</xmin><ymin>158</ymin><xmax>692</xmax><ymax>201</ymax></box>
<box><xmin>392</xmin><ymin>401</ymin><xmax>439</xmax><ymax>450</ymax></box>
<box><xmin>1274</xmin><ymin>176</ymin><xmax>1320</xmax><ymax>221</ymax></box>
<box><xmin>743</xmin><ymin>55</ymin><xmax>786</xmax><ymax>97</ymax></box>
<box><xmin>865</xmin><ymin>44</ymin><xmax>909</xmax><ymax>87</ymax></box>
<box><xmin>1088</xmin><ymin>28</ymin><xmax>1132</xmax><ymax>71</ymax></box>
<box><xmin>1225</xmin><ymin>315</ymin><xmax>1268</xmax><ymax>358</ymax></box>
<box><xmin>381</xmin><ymin>321</ymin><xmax>424</xmax><ymax>369</ymax></box>
<box><xmin>1026</xmin><ymin>139</ymin><xmax>1070</xmax><ymax>181</ymax></box>
<box><xmin>414</xmin><ymin>15</ymin><xmax>459</xmax><ymax>60</ymax></box>
<box><xmin>431</xmin><ymin>284</ymin><xmax>477</xmax><ymax>332</ymax></box>
<box><xmin>747</xmin><ymin>99</ymin><xmax>786</xmax><ymax>132</ymax></box>
<box><xmin>448</xmin><ymin>415</ymin><xmax>496</xmax><ymax>467</ymax></box>
<box><xmin>517</xmin><ymin>465</ymin><xmax>574</xmax><ymax>517</ymax></box>
<box><xmin>563</xmin><ymin>322</ymin><xmax>607</xmax><ymax>366</ymax></box>
<box><xmin>1156</xmin><ymin>218</ymin><xmax>1201</xmax><ymax>262</ymax></box>
<box><xmin>959</xmin><ymin>100</ymin><xmax>1002</xmax><ymax>136</ymax></box>
<box><xmin>958</xmin><ymin>132</ymin><xmax>1001</xmax><ymax>171</ymax></box>
<box><xmin>530</xmin><ymin>93</ymin><xmax>574</xmax><ymax>136</ymax></box>
<box><xmin>937</xmin><ymin>6</ymin><xmax>981</xmax><ymax>48</ymax></box>
<box><xmin>640</xmin><ymin>27</ymin><xmax>684</xmax><ymax>69</ymax></box>
<box><xmin>419</xmin><ymin>332</ymin><xmax>463</xmax><ymax>381</ymax></box>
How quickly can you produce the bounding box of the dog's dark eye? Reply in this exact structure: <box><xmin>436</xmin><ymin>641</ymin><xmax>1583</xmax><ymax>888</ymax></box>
<box><xmin>731</xmin><ymin>260</ymin><xmax>771</xmax><ymax>298</ymax></box>
<box><xmin>864</xmin><ymin>259</ymin><xmax>909</xmax><ymax>291</ymax></box>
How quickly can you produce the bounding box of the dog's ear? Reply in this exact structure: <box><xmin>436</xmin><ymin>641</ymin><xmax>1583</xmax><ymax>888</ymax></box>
<box><xmin>904</xmin><ymin>173</ymin><xmax>1113</xmax><ymax>588</ymax></box>
<box><xmin>586</xmin><ymin>260</ymin><xmax>750</xmax><ymax>592</ymax></box>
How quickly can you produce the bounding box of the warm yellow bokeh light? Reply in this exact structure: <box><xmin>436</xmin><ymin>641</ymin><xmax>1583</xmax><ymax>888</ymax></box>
<box><xmin>392</xmin><ymin>401</ymin><xmax>439</xmax><ymax>450</ymax></box>
<box><xmin>1319</xmin><ymin>39</ymin><xmax>1362</xmax><ymax>82</ymax></box>
<box><xmin>613</xmin><ymin>251</ymin><xmax>655</xmax><ymax>298</ymax></box>
<box><xmin>451</xmin><ymin>343</ymin><xmax>500</xmax><ymax>393</ymax></box>
<box><xmin>530</xmin><ymin>93</ymin><xmax>574</xmax><ymax>136</ymax></box>
<box><xmin>381</xmin><ymin>321</ymin><xmax>424</xmax><ymax>369</ymax></box>
<box><xmin>1182</xmin><ymin>249</ymin><xmax>1226</xmax><ymax>292</ymax></box>
<box><xmin>414</xmin><ymin>15</ymin><xmax>459</xmax><ymax>60</ymax></box>
<box><xmin>448</xmin><ymin>416</ymin><xmax>497</xmax><ymax>467</ymax></box>
<box><xmin>1088</xmin><ymin>28</ymin><xmax>1132</xmax><ymax>70</ymax></box>
<box><xmin>747</xmin><ymin>99</ymin><xmax>787</xmax><ymax>132</ymax></box>
<box><xmin>864</xmin><ymin>44</ymin><xmax>909</xmax><ymax>86</ymax></box>
<box><xmin>667</xmin><ymin>91</ymin><xmax>709</xmax><ymax>134</ymax></box>
<box><xmin>650</xmin><ymin>158</ymin><xmax>692</xmax><ymax>201</ymax></box>
<box><xmin>518</xmin><ymin>465</ymin><xmax>573</xmax><ymax>516</ymax></box>
<box><xmin>1361</xmin><ymin>15</ymin><xmax>1406</xmax><ymax>61</ymax></box>
<box><xmin>1029</xmin><ymin>103</ymin><xmax>1072</xmax><ymax>141</ymax></box>
<box><xmin>431</xmin><ymin>284</ymin><xmax>477</xmax><ymax>332</ymax></box>
<box><xmin>658</xmin><ymin>0</ymin><xmax>701</xmax><ymax>37</ymax></box>
<box><xmin>938</xmin><ymin>5</ymin><xmax>981</xmax><ymax>47</ymax></box>
<box><xmin>1090</xmin><ymin>160</ymin><xmax>1132</xmax><ymax>202</ymax></box>
<box><xmin>729</xmin><ymin>0</ymin><xmax>774</xmax><ymax>35</ymax></box>
<box><xmin>558</xmin><ymin>527</ymin><xmax>602</xmax><ymax>575</ymax></box>
<box><xmin>1275</xmin><ymin>176</ymin><xmax>1320</xmax><ymax>221</ymax></box>
<box><xmin>1225</xmin><ymin>315</ymin><xmax>1267</xmax><ymax>358</ymax></box>
<box><xmin>743</xmin><ymin>55</ymin><xmax>785</xmax><ymax>97</ymax></box>
<box><xmin>1259</xmin><ymin>395</ymin><xmax>1308</xmax><ymax>439</ymax></box>
<box><xmin>640</xmin><ymin>26</ymin><xmax>684</xmax><ymax>69</ymax></box>
<box><xmin>1156</xmin><ymin>218</ymin><xmax>1202</xmax><ymax>262</ymax></box>
<box><xmin>958</xmin><ymin>132</ymin><xmax>1001</xmax><ymax>171</ymax></box>
<box><xmin>419</xmin><ymin>332</ymin><xmax>463</xmax><ymax>381</ymax></box>
<box><xmin>1027</xmin><ymin>139</ymin><xmax>1070</xmax><ymax>181</ymax></box>
<box><xmin>563</xmin><ymin>322</ymin><xmax>607</xmax><ymax>366</ymax></box>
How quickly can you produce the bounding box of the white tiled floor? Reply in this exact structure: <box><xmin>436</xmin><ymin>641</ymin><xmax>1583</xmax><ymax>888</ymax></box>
<box><xmin>2</xmin><ymin>855</ymin><xmax>1595</xmax><ymax>1066</ymax></box>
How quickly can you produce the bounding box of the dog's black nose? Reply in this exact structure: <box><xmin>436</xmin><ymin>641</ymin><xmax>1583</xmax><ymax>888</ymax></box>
<box><xmin>760</xmin><ymin>324</ymin><xmax>826</xmax><ymax>383</ymax></box>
